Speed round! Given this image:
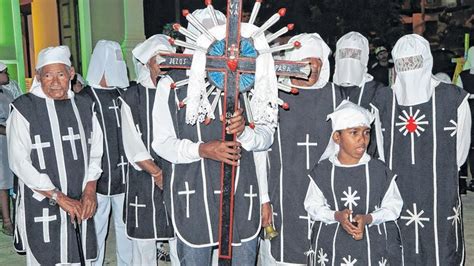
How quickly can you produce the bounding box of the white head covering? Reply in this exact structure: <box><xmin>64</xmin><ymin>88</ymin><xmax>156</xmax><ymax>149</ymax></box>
<box><xmin>333</xmin><ymin>32</ymin><xmax>370</xmax><ymax>87</ymax></box>
<box><xmin>434</xmin><ymin>72</ymin><xmax>452</xmax><ymax>84</ymax></box>
<box><xmin>31</xmin><ymin>46</ymin><xmax>73</xmax><ymax>98</ymax></box>
<box><xmin>86</xmin><ymin>40</ymin><xmax>129</xmax><ymax>88</ymax></box>
<box><xmin>319</xmin><ymin>100</ymin><xmax>374</xmax><ymax>162</ymax></box>
<box><xmin>392</xmin><ymin>34</ymin><xmax>435</xmax><ymax>106</ymax></box>
<box><xmin>463</xmin><ymin>46</ymin><xmax>474</xmax><ymax>74</ymax></box>
<box><xmin>0</xmin><ymin>62</ymin><xmax>6</xmax><ymax>72</ymax></box>
<box><xmin>132</xmin><ymin>34</ymin><xmax>176</xmax><ymax>88</ymax></box>
<box><xmin>282</xmin><ymin>33</ymin><xmax>332</xmax><ymax>89</ymax></box>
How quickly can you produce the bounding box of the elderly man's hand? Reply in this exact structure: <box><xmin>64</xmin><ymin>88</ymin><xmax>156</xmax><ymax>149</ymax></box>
<box><xmin>57</xmin><ymin>193</ymin><xmax>83</xmax><ymax>223</ymax></box>
<box><xmin>199</xmin><ymin>140</ymin><xmax>241</xmax><ymax>166</ymax></box>
<box><xmin>261</xmin><ymin>202</ymin><xmax>272</xmax><ymax>227</ymax></box>
<box><xmin>80</xmin><ymin>181</ymin><xmax>97</xmax><ymax>220</ymax></box>
<box><xmin>225</xmin><ymin>108</ymin><xmax>246</xmax><ymax>136</ymax></box>
<box><xmin>152</xmin><ymin>168</ymin><xmax>164</xmax><ymax>190</ymax></box>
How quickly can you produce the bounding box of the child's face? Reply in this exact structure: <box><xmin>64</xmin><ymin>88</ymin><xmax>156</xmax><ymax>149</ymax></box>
<box><xmin>333</xmin><ymin>126</ymin><xmax>371</xmax><ymax>163</ymax></box>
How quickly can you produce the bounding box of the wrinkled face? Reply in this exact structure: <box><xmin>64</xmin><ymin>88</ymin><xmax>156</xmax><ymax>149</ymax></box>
<box><xmin>147</xmin><ymin>55</ymin><xmax>166</xmax><ymax>85</ymax></box>
<box><xmin>0</xmin><ymin>68</ymin><xmax>9</xmax><ymax>85</ymax></box>
<box><xmin>290</xmin><ymin>57</ymin><xmax>322</xmax><ymax>87</ymax></box>
<box><xmin>333</xmin><ymin>126</ymin><xmax>370</xmax><ymax>163</ymax></box>
<box><xmin>37</xmin><ymin>63</ymin><xmax>75</xmax><ymax>100</ymax></box>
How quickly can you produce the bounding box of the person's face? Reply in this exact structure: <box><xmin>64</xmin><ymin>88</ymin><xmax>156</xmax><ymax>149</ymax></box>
<box><xmin>241</xmin><ymin>11</ymin><xmax>251</xmax><ymax>23</ymax></box>
<box><xmin>147</xmin><ymin>56</ymin><xmax>166</xmax><ymax>81</ymax></box>
<box><xmin>376</xmin><ymin>50</ymin><xmax>389</xmax><ymax>63</ymax></box>
<box><xmin>333</xmin><ymin>126</ymin><xmax>370</xmax><ymax>164</ymax></box>
<box><xmin>37</xmin><ymin>63</ymin><xmax>75</xmax><ymax>100</ymax></box>
<box><xmin>290</xmin><ymin>57</ymin><xmax>322</xmax><ymax>87</ymax></box>
<box><xmin>0</xmin><ymin>68</ymin><xmax>9</xmax><ymax>85</ymax></box>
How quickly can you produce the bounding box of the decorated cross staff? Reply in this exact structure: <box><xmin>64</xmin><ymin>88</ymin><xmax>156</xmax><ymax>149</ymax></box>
<box><xmin>160</xmin><ymin>0</ymin><xmax>309</xmax><ymax>263</ymax></box>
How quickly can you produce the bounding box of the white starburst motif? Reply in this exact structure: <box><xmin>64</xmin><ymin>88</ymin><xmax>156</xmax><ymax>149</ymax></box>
<box><xmin>317</xmin><ymin>248</ymin><xmax>329</xmax><ymax>266</ymax></box>
<box><xmin>341</xmin><ymin>186</ymin><xmax>360</xmax><ymax>222</ymax></box>
<box><xmin>395</xmin><ymin>107</ymin><xmax>429</xmax><ymax>164</ymax></box>
<box><xmin>378</xmin><ymin>257</ymin><xmax>387</xmax><ymax>266</ymax></box>
<box><xmin>447</xmin><ymin>203</ymin><xmax>461</xmax><ymax>251</ymax></box>
<box><xmin>304</xmin><ymin>249</ymin><xmax>316</xmax><ymax>265</ymax></box>
<box><xmin>400</xmin><ymin>203</ymin><xmax>430</xmax><ymax>254</ymax></box>
<box><xmin>443</xmin><ymin>120</ymin><xmax>457</xmax><ymax>137</ymax></box>
<box><xmin>341</xmin><ymin>255</ymin><xmax>357</xmax><ymax>266</ymax></box>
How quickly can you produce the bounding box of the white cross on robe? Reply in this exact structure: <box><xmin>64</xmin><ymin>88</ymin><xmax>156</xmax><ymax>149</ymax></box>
<box><xmin>129</xmin><ymin>196</ymin><xmax>146</xmax><ymax>228</ymax></box>
<box><xmin>400</xmin><ymin>203</ymin><xmax>430</xmax><ymax>254</ymax></box>
<box><xmin>178</xmin><ymin>181</ymin><xmax>195</xmax><ymax>218</ymax></box>
<box><xmin>34</xmin><ymin>208</ymin><xmax>57</xmax><ymax>243</ymax></box>
<box><xmin>297</xmin><ymin>134</ymin><xmax>318</xmax><ymax>170</ymax></box>
<box><xmin>299</xmin><ymin>213</ymin><xmax>315</xmax><ymax>240</ymax></box>
<box><xmin>62</xmin><ymin>127</ymin><xmax>81</xmax><ymax>160</ymax></box>
<box><xmin>341</xmin><ymin>186</ymin><xmax>361</xmax><ymax>222</ymax></box>
<box><xmin>244</xmin><ymin>185</ymin><xmax>257</xmax><ymax>221</ymax></box>
<box><xmin>443</xmin><ymin>120</ymin><xmax>457</xmax><ymax>137</ymax></box>
<box><xmin>117</xmin><ymin>156</ymin><xmax>127</xmax><ymax>184</ymax></box>
<box><xmin>108</xmin><ymin>99</ymin><xmax>121</xmax><ymax>128</ymax></box>
<box><xmin>32</xmin><ymin>135</ymin><xmax>51</xmax><ymax>170</ymax></box>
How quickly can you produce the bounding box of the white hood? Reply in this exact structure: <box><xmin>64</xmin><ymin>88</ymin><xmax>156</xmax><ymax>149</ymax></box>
<box><xmin>392</xmin><ymin>34</ymin><xmax>434</xmax><ymax>106</ymax></box>
<box><xmin>282</xmin><ymin>33</ymin><xmax>332</xmax><ymax>89</ymax></box>
<box><xmin>86</xmin><ymin>40</ymin><xmax>129</xmax><ymax>88</ymax></box>
<box><xmin>333</xmin><ymin>32</ymin><xmax>369</xmax><ymax>87</ymax></box>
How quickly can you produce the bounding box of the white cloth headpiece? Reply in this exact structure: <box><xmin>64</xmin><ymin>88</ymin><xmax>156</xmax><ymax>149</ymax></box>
<box><xmin>86</xmin><ymin>40</ymin><xmax>129</xmax><ymax>88</ymax></box>
<box><xmin>186</xmin><ymin>23</ymin><xmax>278</xmax><ymax>126</ymax></box>
<box><xmin>282</xmin><ymin>33</ymin><xmax>332</xmax><ymax>89</ymax></box>
<box><xmin>392</xmin><ymin>34</ymin><xmax>434</xmax><ymax>106</ymax></box>
<box><xmin>434</xmin><ymin>72</ymin><xmax>452</xmax><ymax>84</ymax></box>
<box><xmin>31</xmin><ymin>45</ymin><xmax>73</xmax><ymax>98</ymax></box>
<box><xmin>0</xmin><ymin>62</ymin><xmax>6</xmax><ymax>72</ymax></box>
<box><xmin>319</xmin><ymin>100</ymin><xmax>374</xmax><ymax>162</ymax></box>
<box><xmin>132</xmin><ymin>34</ymin><xmax>176</xmax><ymax>88</ymax></box>
<box><xmin>333</xmin><ymin>32</ymin><xmax>370</xmax><ymax>87</ymax></box>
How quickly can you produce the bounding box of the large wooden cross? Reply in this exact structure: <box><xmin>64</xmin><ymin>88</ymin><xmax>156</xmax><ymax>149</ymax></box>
<box><xmin>160</xmin><ymin>0</ymin><xmax>308</xmax><ymax>263</ymax></box>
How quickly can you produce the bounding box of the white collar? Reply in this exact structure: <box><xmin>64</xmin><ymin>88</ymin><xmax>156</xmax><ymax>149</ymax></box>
<box><xmin>329</xmin><ymin>152</ymin><xmax>371</xmax><ymax>167</ymax></box>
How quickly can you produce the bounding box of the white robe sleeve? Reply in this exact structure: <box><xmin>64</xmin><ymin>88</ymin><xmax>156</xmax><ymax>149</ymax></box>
<box><xmin>370</xmin><ymin>176</ymin><xmax>403</xmax><ymax>225</ymax></box>
<box><xmin>304</xmin><ymin>179</ymin><xmax>337</xmax><ymax>224</ymax></box>
<box><xmin>253</xmin><ymin>150</ymin><xmax>269</xmax><ymax>204</ymax></box>
<box><xmin>237</xmin><ymin>125</ymin><xmax>274</xmax><ymax>152</ymax></box>
<box><xmin>456</xmin><ymin>96</ymin><xmax>471</xmax><ymax>168</ymax></box>
<box><xmin>6</xmin><ymin>108</ymin><xmax>55</xmax><ymax>191</ymax></box>
<box><xmin>87</xmin><ymin>113</ymin><xmax>104</xmax><ymax>182</ymax></box>
<box><xmin>120</xmin><ymin>98</ymin><xmax>152</xmax><ymax>171</ymax></box>
<box><xmin>151</xmin><ymin>77</ymin><xmax>202</xmax><ymax>164</ymax></box>
<box><xmin>456</xmin><ymin>76</ymin><xmax>464</xmax><ymax>88</ymax></box>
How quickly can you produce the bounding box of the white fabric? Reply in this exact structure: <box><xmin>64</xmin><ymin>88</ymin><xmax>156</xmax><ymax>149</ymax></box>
<box><xmin>131</xmin><ymin>240</ymin><xmax>157</xmax><ymax>266</ymax></box>
<box><xmin>333</xmin><ymin>32</ymin><xmax>369</xmax><ymax>87</ymax></box>
<box><xmin>186</xmin><ymin>23</ymin><xmax>278</xmax><ymax>126</ymax></box>
<box><xmin>319</xmin><ymin>100</ymin><xmax>374</xmax><ymax>162</ymax></box>
<box><xmin>305</xmin><ymin>173</ymin><xmax>403</xmax><ymax>225</ymax></box>
<box><xmin>457</xmin><ymin>98</ymin><xmax>472</xmax><ymax>168</ymax></box>
<box><xmin>120</xmin><ymin>99</ymin><xmax>152</xmax><ymax>171</ymax></box>
<box><xmin>0</xmin><ymin>90</ymin><xmax>13</xmax><ymax>189</ymax></box>
<box><xmin>35</xmin><ymin>45</ymin><xmax>71</xmax><ymax>70</ymax></box>
<box><xmin>1</xmin><ymin>80</ymin><xmax>22</xmax><ymax>99</ymax></box>
<box><xmin>391</xmin><ymin>34</ymin><xmax>433</xmax><ymax>106</ymax></box>
<box><xmin>258</xmin><ymin>239</ymin><xmax>306</xmax><ymax>266</ymax></box>
<box><xmin>282</xmin><ymin>33</ymin><xmax>332</xmax><ymax>89</ymax></box>
<box><xmin>93</xmin><ymin>193</ymin><xmax>132</xmax><ymax>266</ymax></box>
<box><xmin>0</xmin><ymin>62</ymin><xmax>6</xmax><ymax>72</ymax></box>
<box><xmin>463</xmin><ymin>46</ymin><xmax>474</xmax><ymax>72</ymax></box>
<box><xmin>434</xmin><ymin>72</ymin><xmax>452</xmax><ymax>83</ymax></box>
<box><xmin>254</xmin><ymin>151</ymin><xmax>270</xmax><ymax>204</ymax></box>
<box><xmin>7</xmin><ymin>105</ymin><xmax>103</xmax><ymax>197</ymax></box>
<box><xmin>86</xmin><ymin>40</ymin><xmax>129</xmax><ymax>88</ymax></box>
<box><xmin>186</xmin><ymin>8</ymin><xmax>226</xmax><ymax>44</ymax></box>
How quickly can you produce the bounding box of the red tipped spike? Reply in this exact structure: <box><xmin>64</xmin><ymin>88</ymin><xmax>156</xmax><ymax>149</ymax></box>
<box><xmin>249</xmin><ymin>122</ymin><xmax>256</xmax><ymax>129</ymax></box>
<box><xmin>294</xmin><ymin>41</ymin><xmax>301</xmax><ymax>48</ymax></box>
<box><xmin>179</xmin><ymin>101</ymin><xmax>186</xmax><ymax>108</ymax></box>
<box><xmin>182</xmin><ymin>9</ymin><xmax>190</xmax><ymax>17</ymax></box>
<box><xmin>168</xmin><ymin>38</ymin><xmax>175</xmax><ymax>45</ymax></box>
<box><xmin>290</xmin><ymin>88</ymin><xmax>299</xmax><ymax>94</ymax></box>
<box><xmin>172</xmin><ymin>23</ymin><xmax>181</xmax><ymax>31</ymax></box>
<box><xmin>282</xmin><ymin>102</ymin><xmax>290</xmax><ymax>110</ymax></box>
<box><xmin>170</xmin><ymin>83</ymin><xmax>176</xmax><ymax>89</ymax></box>
<box><xmin>278</xmin><ymin>8</ymin><xmax>287</xmax><ymax>17</ymax></box>
<box><xmin>204</xmin><ymin>117</ymin><xmax>212</xmax><ymax>125</ymax></box>
<box><xmin>287</xmin><ymin>24</ymin><xmax>294</xmax><ymax>30</ymax></box>
<box><xmin>205</xmin><ymin>0</ymin><xmax>212</xmax><ymax>5</ymax></box>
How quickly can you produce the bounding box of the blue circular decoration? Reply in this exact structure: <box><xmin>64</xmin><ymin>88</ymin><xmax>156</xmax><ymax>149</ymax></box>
<box><xmin>206</xmin><ymin>38</ymin><xmax>257</xmax><ymax>93</ymax></box>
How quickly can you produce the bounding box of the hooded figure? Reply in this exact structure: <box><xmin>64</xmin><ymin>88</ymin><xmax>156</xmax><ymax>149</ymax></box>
<box><xmin>0</xmin><ymin>61</ymin><xmax>22</xmax><ymax>99</ymax></box>
<box><xmin>151</xmin><ymin>8</ymin><xmax>275</xmax><ymax>265</ymax></box>
<box><xmin>304</xmin><ymin>100</ymin><xmax>402</xmax><ymax>266</ymax></box>
<box><xmin>82</xmin><ymin>40</ymin><xmax>133</xmax><ymax>266</ymax></box>
<box><xmin>456</xmin><ymin>47</ymin><xmax>474</xmax><ymax>191</ymax></box>
<box><xmin>261</xmin><ymin>33</ymin><xmax>346</xmax><ymax>265</ymax></box>
<box><xmin>375</xmin><ymin>34</ymin><xmax>471</xmax><ymax>265</ymax></box>
<box><xmin>119</xmin><ymin>34</ymin><xmax>177</xmax><ymax>265</ymax></box>
<box><xmin>7</xmin><ymin>45</ymin><xmax>103</xmax><ymax>265</ymax></box>
<box><xmin>333</xmin><ymin>32</ymin><xmax>387</xmax><ymax>109</ymax></box>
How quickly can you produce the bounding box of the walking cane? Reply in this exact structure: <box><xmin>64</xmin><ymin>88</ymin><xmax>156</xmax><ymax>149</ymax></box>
<box><xmin>74</xmin><ymin>218</ymin><xmax>86</xmax><ymax>266</ymax></box>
